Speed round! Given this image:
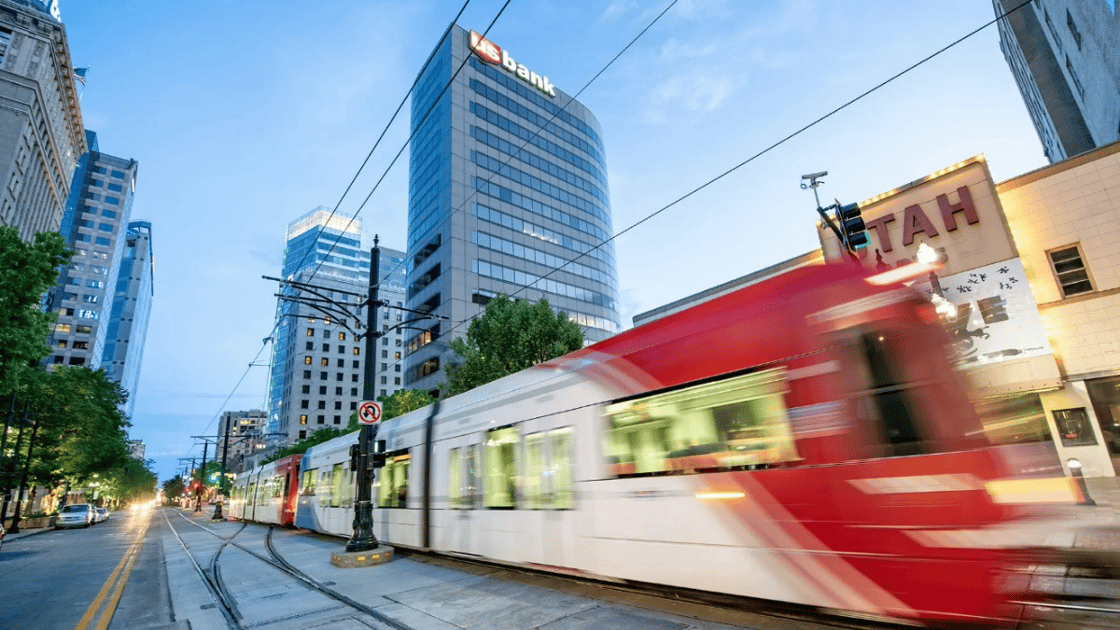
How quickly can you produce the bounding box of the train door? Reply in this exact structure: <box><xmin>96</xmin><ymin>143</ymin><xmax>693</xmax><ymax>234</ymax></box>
<box><xmin>523</xmin><ymin>421</ymin><xmax>577</xmax><ymax>568</ymax></box>
<box><xmin>445</xmin><ymin>435</ymin><xmax>482</xmax><ymax>557</ymax></box>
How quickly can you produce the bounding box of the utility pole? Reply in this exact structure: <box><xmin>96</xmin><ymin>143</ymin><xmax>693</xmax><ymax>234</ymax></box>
<box><xmin>347</xmin><ymin>237</ymin><xmax>381</xmax><ymax>553</ymax></box>
<box><xmin>195</xmin><ymin>441</ymin><xmax>209</xmax><ymax>513</ymax></box>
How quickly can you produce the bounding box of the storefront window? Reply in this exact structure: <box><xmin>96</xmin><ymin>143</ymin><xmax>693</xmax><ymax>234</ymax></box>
<box><xmin>975</xmin><ymin>394</ymin><xmax>1052</xmax><ymax>445</ymax></box>
<box><xmin>1087</xmin><ymin>377</ymin><xmax>1120</xmax><ymax>455</ymax></box>
<box><xmin>1054</xmin><ymin>408</ymin><xmax>1097</xmax><ymax>447</ymax></box>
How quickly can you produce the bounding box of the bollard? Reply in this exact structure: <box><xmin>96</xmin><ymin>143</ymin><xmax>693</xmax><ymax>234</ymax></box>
<box><xmin>1069</xmin><ymin>458</ymin><xmax>1097</xmax><ymax>506</ymax></box>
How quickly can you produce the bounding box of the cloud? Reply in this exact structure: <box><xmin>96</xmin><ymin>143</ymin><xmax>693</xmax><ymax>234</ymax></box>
<box><xmin>659</xmin><ymin>38</ymin><xmax>717</xmax><ymax>60</ymax></box>
<box><xmin>643</xmin><ymin>73</ymin><xmax>736</xmax><ymax>123</ymax></box>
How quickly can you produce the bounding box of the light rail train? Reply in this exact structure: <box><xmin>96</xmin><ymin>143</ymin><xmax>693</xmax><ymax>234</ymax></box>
<box><xmin>230</xmin><ymin>262</ymin><xmax>1076</xmax><ymax>627</ymax></box>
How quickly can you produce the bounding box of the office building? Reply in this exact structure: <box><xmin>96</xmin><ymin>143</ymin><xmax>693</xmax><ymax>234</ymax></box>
<box><xmin>995</xmin><ymin>0</ymin><xmax>1120</xmax><ymax>163</ymax></box>
<box><xmin>404</xmin><ymin>25</ymin><xmax>621</xmax><ymax>393</ymax></box>
<box><xmin>47</xmin><ymin>132</ymin><xmax>138</xmax><ymax>377</ymax></box>
<box><xmin>0</xmin><ymin>0</ymin><xmax>86</xmax><ymax>239</ymax></box>
<box><xmin>268</xmin><ymin>207</ymin><xmax>406</xmax><ymax>445</ymax></box>
<box><xmin>128</xmin><ymin>439</ymin><xmax>145</xmax><ymax>460</ymax></box>
<box><xmin>216</xmin><ymin>409</ymin><xmax>268</xmax><ymax>473</ymax></box>
<box><xmin>101</xmin><ymin>220</ymin><xmax>153</xmax><ymax>419</ymax></box>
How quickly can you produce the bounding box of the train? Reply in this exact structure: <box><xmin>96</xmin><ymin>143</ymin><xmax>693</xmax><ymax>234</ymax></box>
<box><xmin>229</xmin><ymin>261</ymin><xmax>1078</xmax><ymax>627</ymax></box>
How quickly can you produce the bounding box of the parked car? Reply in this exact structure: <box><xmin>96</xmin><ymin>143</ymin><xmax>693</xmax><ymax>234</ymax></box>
<box><xmin>96</xmin><ymin>507</ymin><xmax>109</xmax><ymax>522</ymax></box>
<box><xmin>56</xmin><ymin>504</ymin><xmax>93</xmax><ymax>529</ymax></box>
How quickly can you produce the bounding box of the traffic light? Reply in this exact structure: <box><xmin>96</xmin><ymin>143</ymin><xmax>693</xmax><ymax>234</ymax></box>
<box><xmin>837</xmin><ymin>202</ymin><xmax>868</xmax><ymax>251</ymax></box>
<box><xmin>371</xmin><ymin>439</ymin><xmax>387</xmax><ymax>469</ymax></box>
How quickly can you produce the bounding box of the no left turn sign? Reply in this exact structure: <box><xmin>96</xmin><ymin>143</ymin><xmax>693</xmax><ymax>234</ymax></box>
<box><xmin>358</xmin><ymin>400</ymin><xmax>382</xmax><ymax>425</ymax></box>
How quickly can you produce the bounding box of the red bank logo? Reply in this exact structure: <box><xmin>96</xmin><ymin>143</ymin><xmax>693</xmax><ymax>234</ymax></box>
<box><xmin>469</xmin><ymin>30</ymin><xmax>556</xmax><ymax>98</ymax></box>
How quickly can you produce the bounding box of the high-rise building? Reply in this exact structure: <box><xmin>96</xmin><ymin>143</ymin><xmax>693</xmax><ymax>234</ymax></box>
<box><xmin>127</xmin><ymin>438</ymin><xmax>145</xmax><ymax>460</ymax></box>
<box><xmin>101</xmin><ymin>220</ymin><xmax>153</xmax><ymax>419</ymax></box>
<box><xmin>404</xmin><ymin>25</ymin><xmax>621</xmax><ymax>393</ymax></box>
<box><xmin>0</xmin><ymin>0</ymin><xmax>86</xmax><ymax>240</ymax></box>
<box><xmin>994</xmin><ymin>0</ymin><xmax>1120</xmax><ymax>163</ymax></box>
<box><xmin>267</xmin><ymin>207</ymin><xmax>406</xmax><ymax>445</ymax></box>
<box><xmin>46</xmin><ymin>132</ymin><xmax>138</xmax><ymax>375</ymax></box>
<box><xmin>216</xmin><ymin>409</ymin><xmax>267</xmax><ymax>473</ymax></box>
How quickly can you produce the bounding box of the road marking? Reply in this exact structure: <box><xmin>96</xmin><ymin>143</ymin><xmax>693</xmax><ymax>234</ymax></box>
<box><xmin>73</xmin><ymin>516</ymin><xmax>150</xmax><ymax>630</ymax></box>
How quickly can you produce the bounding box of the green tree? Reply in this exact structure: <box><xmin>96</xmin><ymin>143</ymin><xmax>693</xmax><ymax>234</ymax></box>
<box><xmin>162</xmin><ymin>475</ymin><xmax>185</xmax><ymax>501</ymax></box>
<box><xmin>444</xmin><ymin>296</ymin><xmax>583</xmax><ymax>397</ymax></box>
<box><xmin>0</xmin><ymin>228</ymin><xmax>71</xmax><ymax>397</ymax></box>
<box><xmin>377</xmin><ymin>389</ymin><xmax>434</xmax><ymax>421</ymax></box>
<box><xmin>263</xmin><ymin>427</ymin><xmax>350</xmax><ymax>464</ymax></box>
<box><xmin>102</xmin><ymin>458</ymin><xmax>158</xmax><ymax>505</ymax></box>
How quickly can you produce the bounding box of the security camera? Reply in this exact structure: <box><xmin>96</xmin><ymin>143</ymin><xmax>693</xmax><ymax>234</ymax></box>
<box><xmin>801</xmin><ymin>171</ymin><xmax>827</xmax><ymax>181</ymax></box>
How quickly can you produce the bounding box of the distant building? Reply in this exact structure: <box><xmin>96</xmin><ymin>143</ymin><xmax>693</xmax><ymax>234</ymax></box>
<box><xmin>101</xmin><ymin>220</ymin><xmax>153</xmax><ymax>419</ymax></box>
<box><xmin>404</xmin><ymin>25</ymin><xmax>621</xmax><ymax>393</ymax></box>
<box><xmin>0</xmin><ymin>0</ymin><xmax>86</xmax><ymax>239</ymax></box>
<box><xmin>994</xmin><ymin>0</ymin><xmax>1120</xmax><ymax>163</ymax></box>
<box><xmin>216</xmin><ymin>409</ymin><xmax>267</xmax><ymax>473</ymax></box>
<box><xmin>128</xmin><ymin>439</ymin><xmax>145</xmax><ymax>460</ymax></box>
<box><xmin>46</xmin><ymin>131</ymin><xmax>139</xmax><ymax>377</ymax></box>
<box><xmin>267</xmin><ymin>207</ymin><xmax>406</xmax><ymax>445</ymax></box>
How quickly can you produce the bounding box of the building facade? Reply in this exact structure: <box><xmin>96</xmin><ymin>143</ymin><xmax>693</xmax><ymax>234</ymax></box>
<box><xmin>995</xmin><ymin>0</ymin><xmax>1120</xmax><ymax>163</ymax></box>
<box><xmin>0</xmin><ymin>0</ymin><xmax>85</xmax><ymax>239</ymax></box>
<box><xmin>216</xmin><ymin>409</ymin><xmax>268</xmax><ymax>473</ymax></box>
<box><xmin>47</xmin><ymin>132</ymin><xmax>138</xmax><ymax>375</ymax></box>
<box><xmin>101</xmin><ymin>220</ymin><xmax>153</xmax><ymax>419</ymax></box>
<box><xmin>404</xmin><ymin>25</ymin><xmax>621</xmax><ymax>393</ymax></box>
<box><xmin>267</xmin><ymin>207</ymin><xmax>406</xmax><ymax>445</ymax></box>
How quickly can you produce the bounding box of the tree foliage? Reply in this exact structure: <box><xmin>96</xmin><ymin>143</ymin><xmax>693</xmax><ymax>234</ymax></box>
<box><xmin>377</xmin><ymin>389</ymin><xmax>434</xmax><ymax>421</ymax></box>
<box><xmin>0</xmin><ymin>228</ymin><xmax>71</xmax><ymax>396</ymax></box>
<box><xmin>102</xmin><ymin>457</ymin><xmax>157</xmax><ymax>504</ymax></box>
<box><xmin>162</xmin><ymin>475</ymin><xmax>185</xmax><ymax>501</ymax></box>
<box><xmin>444</xmin><ymin>296</ymin><xmax>583</xmax><ymax>397</ymax></box>
<box><xmin>263</xmin><ymin>427</ymin><xmax>351</xmax><ymax>464</ymax></box>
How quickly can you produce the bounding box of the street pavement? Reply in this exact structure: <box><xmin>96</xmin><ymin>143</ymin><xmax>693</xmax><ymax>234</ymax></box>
<box><xmin>5</xmin><ymin>478</ymin><xmax>1120</xmax><ymax>630</ymax></box>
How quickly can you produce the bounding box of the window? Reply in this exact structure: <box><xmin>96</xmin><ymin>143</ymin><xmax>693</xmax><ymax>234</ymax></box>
<box><xmin>68</xmin><ymin>356</ymin><xmax>85</xmax><ymax>365</ymax></box>
<box><xmin>306</xmin><ymin>342</ymin><xmax>313</xmax><ymax>350</ymax></box>
<box><xmin>485</xmin><ymin>427</ymin><xmax>519</xmax><ymax>508</ymax></box>
<box><xmin>1065</xmin><ymin>55</ymin><xmax>1084</xmax><ymax>99</ymax></box>
<box><xmin>301</xmin><ymin>469</ymin><xmax>317</xmax><ymax>495</ymax></box>
<box><xmin>330</xmin><ymin>463</ymin><xmax>344</xmax><ymax>507</ymax></box>
<box><xmin>307</xmin><ymin>328</ymin><xmax>314</xmax><ymax>336</ymax></box>
<box><xmin>322</xmin><ymin>343</ymin><xmax>330</xmax><ymax>352</ymax></box>
<box><xmin>378</xmin><ymin>450</ymin><xmax>411</xmax><ymax>508</ymax></box>
<box><xmin>394</xmin><ymin>378</ymin><xmax>401</xmax><ymax>385</ymax></box>
<box><xmin>1066</xmin><ymin>9</ymin><xmax>1081</xmax><ymax>50</ymax></box>
<box><xmin>95</xmin><ymin>237</ymin><xmax>111</xmax><ymax>246</ymax></box>
<box><xmin>319</xmin><ymin>386</ymin><xmax>327</xmax><ymax>395</ymax></box>
<box><xmin>57</xmin><ymin>340</ymin><xmax>67</xmax><ymax>348</ymax></box>
<box><xmin>604</xmin><ymin>369</ymin><xmax>798</xmax><ymax>476</ymax></box>
<box><xmin>382</xmin><ymin>363</ymin><xmax>388</xmax><ymax>371</ymax></box>
<box><xmin>524</xmin><ymin>427</ymin><xmax>574</xmax><ymax>509</ymax></box>
<box><xmin>323</xmin><ymin>330</ymin><xmax>330</xmax><ymax>339</ymax></box>
<box><xmin>1049</xmin><ymin>244</ymin><xmax>1094</xmax><ymax>297</ymax></box>
<box><xmin>73</xmin><ymin>341</ymin><xmax>89</xmax><ymax>350</ymax></box>
<box><xmin>101</xmin><ymin>209</ymin><xmax>117</xmax><ymax>219</ymax></box>
<box><xmin>337</xmin><ymin>359</ymin><xmax>344</xmax><ymax>368</ymax></box>
<box><xmin>304</xmin><ymin>356</ymin><xmax>312</xmax><ymax>365</ymax></box>
<box><xmin>338</xmin><ymin>332</ymin><xmax>346</xmax><ymax>341</ymax></box>
<box><xmin>382</xmin><ymin>350</ymin><xmax>388</xmax><ymax>358</ymax></box>
<box><xmin>97</xmin><ymin>223</ymin><xmax>113</xmax><ymax>232</ymax></box>
<box><xmin>299</xmin><ymin>429</ymin><xmax>307</xmax><ymax>440</ymax></box>
<box><xmin>320</xmin><ymin>358</ymin><xmax>328</xmax><ymax>366</ymax></box>
<box><xmin>301</xmin><ymin>400</ymin><xmax>309</xmax><ymax>409</ymax></box>
<box><xmin>110</xmin><ymin>170</ymin><xmax>126</xmax><ymax>179</ymax></box>
<box><xmin>303</xmin><ymin>370</ymin><xmax>311</xmax><ymax>379</ymax></box>
<box><xmin>107</xmin><ymin>183</ymin><xmax>123</xmax><ymax>192</ymax></box>
<box><xmin>1054</xmin><ymin>408</ymin><xmax>1095</xmax><ymax>447</ymax></box>
<box><xmin>381</xmin><ymin>376</ymin><xmax>387</xmax><ymax>385</ymax></box>
<box><xmin>300</xmin><ymin>415</ymin><xmax>308</xmax><ymax>425</ymax></box>
<box><xmin>317</xmin><ymin>415</ymin><xmax>325</xmax><ymax>424</ymax></box>
<box><xmin>338</xmin><ymin>346</ymin><xmax>345</xmax><ymax>354</ymax></box>
<box><xmin>448</xmin><ymin>445</ymin><xmax>481</xmax><ymax>509</ymax></box>
<box><xmin>55</xmin><ymin>323</ymin><xmax>71</xmax><ymax>334</ymax></box>
<box><xmin>352</xmin><ymin>360</ymin><xmax>359</xmax><ymax>368</ymax></box>
<box><xmin>337</xmin><ymin>373</ymin><xmax>344</xmax><ymax>381</ymax></box>
<box><xmin>301</xmin><ymin>385</ymin><xmax>310</xmax><ymax>394</ymax></box>
<box><xmin>353</xmin><ymin>347</ymin><xmax>360</xmax><ymax>356</ymax></box>
<box><xmin>350</xmin><ymin>388</ymin><xmax>357</xmax><ymax>396</ymax></box>
<box><xmin>318</xmin><ymin>401</ymin><xmax>326</xmax><ymax>409</ymax></box>
<box><xmin>334</xmin><ymin>401</ymin><xmax>342</xmax><ymax>410</ymax></box>
<box><xmin>352</xmin><ymin>374</ymin><xmax>359</xmax><ymax>382</ymax></box>
<box><xmin>334</xmin><ymin>416</ymin><xmax>341</xmax><ymax>424</ymax></box>
<box><xmin>320</xmin><ymin>371</ymin><xmax>328</xmax><ymax>380</ymax></box>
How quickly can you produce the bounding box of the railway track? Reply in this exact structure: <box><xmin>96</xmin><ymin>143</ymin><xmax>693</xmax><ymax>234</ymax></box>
<box><xmin>163</xmin><ymin>511</ymin><xmax>411</xmax><ymax>630</ymax></box>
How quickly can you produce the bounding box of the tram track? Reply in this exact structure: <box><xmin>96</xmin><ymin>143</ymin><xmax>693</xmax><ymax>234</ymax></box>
<box><xmin>163</xmin><ymin>511</ymin><xmax>413</xmax><ymax>630</ymax></box>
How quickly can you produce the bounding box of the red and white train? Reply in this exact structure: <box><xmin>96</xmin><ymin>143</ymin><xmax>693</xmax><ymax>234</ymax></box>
<box><xmin>231</xmin><ymin>262</ymin><xmax>1077</xmax><ymax>627</ymax></box>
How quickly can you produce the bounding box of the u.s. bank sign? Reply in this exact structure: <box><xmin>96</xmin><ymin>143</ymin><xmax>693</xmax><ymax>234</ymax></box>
<box><xmin>470</xmin><ymin>30</ymin><xmax>556</xmax><ymax>98</ymax></box>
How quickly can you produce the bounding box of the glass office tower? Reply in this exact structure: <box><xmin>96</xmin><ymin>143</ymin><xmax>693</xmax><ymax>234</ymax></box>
<box><xmin>404</xmin><ymin>25</ymin><xmax>621</xmax><ymax>393</ymax></box>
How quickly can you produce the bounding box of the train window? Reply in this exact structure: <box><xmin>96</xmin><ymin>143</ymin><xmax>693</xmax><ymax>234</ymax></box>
<box><xmin>448</xmin><ymin>447</ymin><xmax>462</xmax><ymax>508</ymax></box>
<box><xmin>272</xmin><ymin>476</ymin><xmax>283</xmax><ymax>498</ymax></box>
<box><xmin>854</xmin><ymin>332</ymin><xmax>924</xmax><ymax>456</ymax></box>
<box><xmin>377</xmin><ymin>451</ymin><xmax>411</xmax><ymax>508</ymax></box>
<box><xmin>330</xmin><ymin>463</ymin><xmax>344</xmax><ymax>508</ymax></box>
<box><xmin>525</xmin><ymin>428</ymin><xmax>575</xmax><ymax>509</ymax></box>
<box><xmin>318</xmin><ymin>469</ymin><xmax>333</xmax><ymax>507</ymax></box>
<box><xmin>301</xmin><ymin>469</ymin><xmax>317</xmax><ymax>495</ymax></box>
<box><xmin>340</xmin><ymin>469</ymin><xmax>354</xmax><ymax>508</ymax></box>
<box><xmin>485</xmin><ymin>427</ymin><xmax>518</xmax><ymax>509</ymax></box>
<box><xmin>448</xmin><ymin>445</ymin><xmax>481</xmax><ymax>509</ymax></box>
<box><xmin>248</xmin><ymin>482</ymin><xmax>256</xmax><ymax>505</ymax></box>
<box><xmin>603</xmin><ymin>369</ymin><xmax>798</xmax><ymax>477</ymax></box>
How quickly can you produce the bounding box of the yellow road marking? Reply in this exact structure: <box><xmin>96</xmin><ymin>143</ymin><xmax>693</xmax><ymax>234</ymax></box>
<box><xmin>73</xmin><ymin>515</ymin><xmax>150</xmax><ymax>630</ymax></box>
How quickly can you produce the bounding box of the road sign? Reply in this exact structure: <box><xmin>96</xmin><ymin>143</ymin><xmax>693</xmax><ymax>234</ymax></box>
<box><xmin>358</xmin><ymin>400</ymin><xmax>382</xmax><ymax>425</ymax></box>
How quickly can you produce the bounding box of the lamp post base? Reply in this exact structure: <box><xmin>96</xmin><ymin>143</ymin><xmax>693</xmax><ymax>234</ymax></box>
<box><xmin>331</xmin><ymin>545</ymin><xmax>393</xmax><ymax>568</ymax></box>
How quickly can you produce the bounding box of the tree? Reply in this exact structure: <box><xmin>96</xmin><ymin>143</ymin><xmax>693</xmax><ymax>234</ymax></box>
<box><xmin>444</xmin><ymin>296</ymin><xmax>583</xmax><ymax>397</ymax></box>
<box><xmin>0</xmin><ymin>228</ymin><xmax>71</xmax><ymax>397</ymax></box>
<box><xmin>262</xmin><ymin>427</ymin><xmax>350</xmax><ymax>464</ymax></box>
<box><xmin>102</xmin><ymin>458</ymin><xmax>158</xmax><ymax>505</ymax></box>
<box><xmin>163</xmin><ymin>476</ymin><xmax>185</xmax><ymax>501</ymax></box>
<box><xmin>377</xmin><ymin>389</ymin><xmax>434</xmax><ymax>421</ymax></box>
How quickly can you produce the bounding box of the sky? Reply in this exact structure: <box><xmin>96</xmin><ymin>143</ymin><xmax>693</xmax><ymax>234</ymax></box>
<box><xmin>61</xmin><ymin>0</ymin><xmax>1050</xmax><ymax>483</ymax></box>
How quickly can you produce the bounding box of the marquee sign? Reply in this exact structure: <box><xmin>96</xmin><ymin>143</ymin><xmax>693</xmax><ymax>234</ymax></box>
<box><xmin>470</xmin><ymin>30</ymin><xmax>557</xmax><ymax>98</ymax></box>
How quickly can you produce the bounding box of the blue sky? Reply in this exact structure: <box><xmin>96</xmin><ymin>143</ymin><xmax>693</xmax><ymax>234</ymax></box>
<box><xmin>62</xmin><ymin>1</ymin><xmax>1048</xmax><ymax>482</ymax></box>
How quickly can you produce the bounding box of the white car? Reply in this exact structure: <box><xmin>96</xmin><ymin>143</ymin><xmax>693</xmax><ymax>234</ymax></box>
<box><xmin>56</xmin><ymin>504</ymin><xmax>93</xmax><ymax>529</ymax></box>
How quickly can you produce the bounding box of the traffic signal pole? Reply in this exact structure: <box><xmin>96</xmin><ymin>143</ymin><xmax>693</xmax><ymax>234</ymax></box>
<box><xmin>346</xmin><ymin>237</ymin><xmax>380</xmax><ymax>553</ymax></box>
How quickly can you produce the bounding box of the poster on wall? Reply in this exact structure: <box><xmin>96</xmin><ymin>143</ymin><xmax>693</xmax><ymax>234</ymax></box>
<box><xmin>913</xmin><ymin>257</ymin><xmax>1053</xmax><ymax>367</ymax></box>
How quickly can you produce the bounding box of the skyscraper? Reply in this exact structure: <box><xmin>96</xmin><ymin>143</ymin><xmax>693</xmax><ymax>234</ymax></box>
<box><xmin>47</xmin><ymin>132</ymin><xmax>139</xmax><ymax>378</ymax></box>
<box><xmin>404</xmin><ymin>25</ymin><xmax>621</xmax><ymax>393</ymax></box>
<box><xmin>994</xmin><ymin>0</ymin><xmax>1120</xmax><ymax>163</ymax></box>
<box><xmin>267</xmin><ymin>207</ymin><xmax>406</xmax><ymax>444</ymax></box>
<box><xmin>101</xmin><ymin>220</ymin><xmax>154</xmax><ymax>419</ymax></box>
<box><xmin>0</xmin><ymin>0</ymin><xmax>86</xmax><ymax>240</ymax></box>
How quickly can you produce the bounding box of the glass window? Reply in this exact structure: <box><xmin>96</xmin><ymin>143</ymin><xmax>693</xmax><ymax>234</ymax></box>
<box><xmin>307</xmin><ymin>328</ymin><xmax>314</xmax><ymax>336</ymax></box>
<box><xmin>448</xmin><ymin>447</ymin><xmax>462</xmax><ymax>508</ymax></box>
<box><xmin>338</xmin><ymin>332</ymin><xmax>346</xmax><ymax>340</ymax></box>
<box><xmin>377</xmin><ymin>451</ymin><xmax>411</xmax><ymax>508</ymax></box>
<box><xmin>1055</xmin><ymin>408</ymin><xmax>1097</xmax><ymax>447</ymax></box>
<box><xmin>304</xmin><ymin>356</ymin><xmax>311</xmax><ymax>365</ymax></box>
<box><xmin>604</xmin><ymin>369</ymin><xmax>798</xmax><ymax>477</ymax></box>
<box><xmin>301</xmin><ymin>469</ymin><xmax>316</xmax><ymax>495</ymax></box>
<box><xmin>101</xmin><ymin>209</ymin><xmax>117</xmax><ymax>219</ymax></box>
<box><xmin>485</xmin><ymin>427</ymin><xmax>518</xmax><ymax>508</ymax></box>
<box><xmin>317</xmin><ymin>470</ymin><xmax>332</xmax><ymax>507</ymax></box>
<box><xmin>330</xmin><ymin>463</ymin><xmax>344</xmax><ymax>507</ymax></box>
<box><xmin>1049</xmin><ymin>244</ymin><xmax>1093</xmax><ymax>297</ymax></box>
<box><xmin>95</xmin><ymin>237</ymin><xmax>111</xmax><ymax>246</ymax></box>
